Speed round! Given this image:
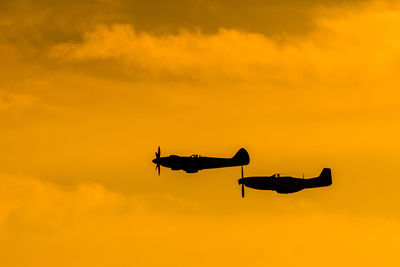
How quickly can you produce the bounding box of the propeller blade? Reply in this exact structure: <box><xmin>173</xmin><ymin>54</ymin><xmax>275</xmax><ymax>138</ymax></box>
<box><xmin>155</xmin><ymin>164</ymin><xmax>160</xmax><ymax>176</ymax></box>
<box><xmin>155</xmin><ymin>146</ymin><xmax>161</xmax><ymax>159</ymax></box>
<box><xmin>241</xmin><ymin>166</ymin><xmax>243</xmax><ymax>178</ymax></box>
<box><xmin>241</xmin><ymin>184</ymin><xmax>244</xmax><ymax>198</ymax></box>
<box><xmin>154</xmin><ymin>147</ymin><xmax>161</xmax><ymax>176</ymax></box>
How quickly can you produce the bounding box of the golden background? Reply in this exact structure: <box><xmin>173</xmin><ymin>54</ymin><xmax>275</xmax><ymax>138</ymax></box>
<box><xmin>1</xmin><ymin>0</ymin><xmax>399</xmax><ymax>266</ymax></box>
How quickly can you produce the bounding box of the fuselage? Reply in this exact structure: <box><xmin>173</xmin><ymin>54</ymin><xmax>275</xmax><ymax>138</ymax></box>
<box><xmin>153</xmin><ymin>155</ymin><xmax>243</xmax><ymax>173</ymax></box>
<box><xmin>238</xmin><ymin>168</ymin><xmax>332</xmax><ymax>194</ymax></box>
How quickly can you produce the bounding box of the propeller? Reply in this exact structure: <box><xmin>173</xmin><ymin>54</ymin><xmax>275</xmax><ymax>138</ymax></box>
<box><xmin>241</xmin><ymin>165</ymin><xmax>244</xmax><ymax>198</ymax></box>
<box><xmin>155</xmin><ymin>146</ymin><xmax>161</xmax><ymax>176</ymax></box>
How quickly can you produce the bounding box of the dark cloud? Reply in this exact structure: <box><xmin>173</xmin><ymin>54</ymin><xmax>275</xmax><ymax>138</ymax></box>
<box><xmin>1</xmin><ymin>0</ymin><xmax>367</xmax><ymax>44</ymax></box>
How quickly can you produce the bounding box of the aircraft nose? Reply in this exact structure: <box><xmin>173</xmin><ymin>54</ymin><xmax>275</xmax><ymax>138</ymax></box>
<box><xmin>152</xmin><ymin>158</ymin><xmax>158</xmax><ymax>164</ymax></box>
<box><xmin>238</xmin><ymin>178</ymin><xmax>243</xmax><ymax>185</ymax></box>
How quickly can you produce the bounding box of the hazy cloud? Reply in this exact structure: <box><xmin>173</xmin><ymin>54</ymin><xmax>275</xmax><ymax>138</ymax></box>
<box><xmin>0</xmin><ymin>173</ymin><xmax>399</xmax><ymax>267</ymax></box>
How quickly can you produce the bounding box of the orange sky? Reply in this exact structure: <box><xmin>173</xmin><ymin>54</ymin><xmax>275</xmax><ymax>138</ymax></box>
<box><xmin>1</xmin><ymin>0</ymin><xmax>400</xmax><ymax>266</ymax></box>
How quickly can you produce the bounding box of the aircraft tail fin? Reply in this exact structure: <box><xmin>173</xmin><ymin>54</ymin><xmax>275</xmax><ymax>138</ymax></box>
<box><xmin>232</xmin><ymin>148</ymin><xmax>250</xmax><ymax>165</ymax></box>
<box><xmin>318</xmin><ymin>168</ymin><xmax>332</xmax><ymax>186</ymax></box>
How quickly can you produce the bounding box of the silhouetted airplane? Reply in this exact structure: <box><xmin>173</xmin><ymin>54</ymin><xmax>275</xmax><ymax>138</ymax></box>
<box><xmin>152</xmin><ymin>147</ymin><xmax>250</xmax><ymax>175</ymax></box>
<box><xmin>238</xmin><ymin>168</ymin><xmax>332</xmax><ymax>197</ymax></box>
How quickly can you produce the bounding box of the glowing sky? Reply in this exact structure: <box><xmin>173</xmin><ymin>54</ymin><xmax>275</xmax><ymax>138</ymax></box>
<box><xmin>1</xmin><ymin>0</ymin><xmax>400</xmax><ymax>266</ymax></box>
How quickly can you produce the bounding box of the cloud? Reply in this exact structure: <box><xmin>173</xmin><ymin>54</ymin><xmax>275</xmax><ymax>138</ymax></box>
<box><xmin>44</xmin><ymin>1</ymin><xmax>400</xmax><ymax>137</ymax></box>
<box><xmin>0</xmin><ymin>93</ymin><xmax>37</xmax><ymax>110</ymax></box>
<box><xmin>0</xmin><ymin>174</ymin><xmax>123</xmax><ymax>233</ymax></box>
<box><xmin>0</xmin><ymin>173</ymin><xmax>201</xmax><ymax>233</ymax></box>
<box><xmin>0</xmin><ymin>173</ymin><xmax>399</xmax><ymax>267</ymax></box>
<box><xmin>49</xmin><ymin>2</ymin><xmax>400</xmax><ymax>87</ymax></box>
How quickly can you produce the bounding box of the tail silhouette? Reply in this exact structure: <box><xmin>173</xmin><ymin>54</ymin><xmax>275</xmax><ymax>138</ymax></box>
<box><xmin>318</xmin><ymin>168</ymin><xmax>332</xmax><ymax>186</ymax></box>
<box><xmin>232</xmin><ymin>148</ymin><xmax>250</xmax><ymax>165</ymax></box>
